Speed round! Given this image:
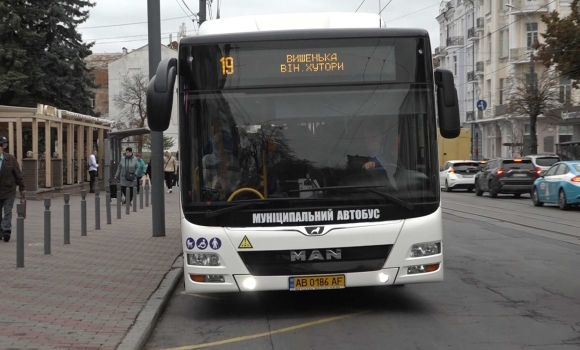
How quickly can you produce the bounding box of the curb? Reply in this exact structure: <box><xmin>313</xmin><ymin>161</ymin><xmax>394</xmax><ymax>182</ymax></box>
<box><xmin>117</xmin><ymin>254</ymin><xmax>184</xmax><ymax>350</ymax></box>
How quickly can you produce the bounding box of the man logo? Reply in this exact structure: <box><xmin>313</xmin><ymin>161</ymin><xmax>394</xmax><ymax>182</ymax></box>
<box><xmin>290</xmin><ymin>249</ymin><xmax>342</xmax><ymax>261</ymax></box>
<box><xmin>305</xmin><ymin>226</ymin><xmax>325</xmax><ymax>235</ymax></box>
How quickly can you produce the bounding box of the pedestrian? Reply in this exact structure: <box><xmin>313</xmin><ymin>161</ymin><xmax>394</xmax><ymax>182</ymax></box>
<box><xmin>0</xmin><ymin>136</ymin><xmax>26</xmax><ymax>242</ymax></box>
<box><xmin>88</xmin><ymin>149</ymin><xmax>99</xmax><ymax>193</ymax></box>
<box><xmin>173</xmin><ymin>151</ymin><xmax>179</xmax><ymax>187</ymax></box>
<box><xmin>113</xmin><ymin>147</ymin><xmax>139</xmax><ymax>204</ymax></box>
<box><xmin>146</xmin><ymin>159</ymin><xmax>152</xmax><ymax>180</ymax></box>
<box><xmin>135</xmin><ymin>153</ymin><xmax>146</xmax><ymax>194</ymax></box>
<box><xmin>164</xmin><ymin>151</ymin><xmax>178</xmax><ymax>193</ymax></box>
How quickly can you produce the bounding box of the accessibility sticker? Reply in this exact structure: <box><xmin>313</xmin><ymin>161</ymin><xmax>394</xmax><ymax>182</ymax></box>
<box><xmin>196</xmin><ymin>238</ymin><xmax>208</xmax><ymax>250</ymax></box>
<box><xmin>210</xmin><ymin>238</ymin><xmax>222</xmax><ymax>250</ymax></box>
<box><xmin>238</xmin><ymin>236</ymin><xmax>253</xmax><ymax>249</ymax></box>
<box><xmin>185</xmin><ymin>238</ymin><xmax>195</xmax><ymax>250</ymax></box>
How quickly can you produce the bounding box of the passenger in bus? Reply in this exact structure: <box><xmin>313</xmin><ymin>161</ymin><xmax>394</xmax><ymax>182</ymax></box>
<box><xmin>202</xmin><ymin>131</ymin><xmax>241</xmax><ymax>200</ymax></box>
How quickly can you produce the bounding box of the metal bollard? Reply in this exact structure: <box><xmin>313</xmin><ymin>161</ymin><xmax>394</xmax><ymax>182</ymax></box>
<box><xmin>95</xmin><ymin>186</ymin><xmax>101</xmax><ymax>230</ymax></box>
<box><xmin>44</xmin><ymin>198</ymin><xmax>51</xmax><ymax>255</ymax></box>
<box><xmin>64</xmin><ymin>194</ymin><xmax>70</xmax><ymax>244</ymax></box>
<box><xmin>139</xmin><ymin>183</ymin><xmax>144</xmax><ymax>209</ymax></box>
<box><xmin>125</xmin><ymin>187</ymin><xmax>131</xmax><ymax>215</ymax></box>
<box><xmin>16</xmin><ymin>203</ymin><xmax>24</xmax><ymax>268</ymax></box>
<box><xmin>106</xmin><ymin>185</ymin><xmax>112</xmax><ymax>225</ymax></box>
<box><xmin>133</xmin><ymin>186</ymin><xmax>137</xmax><ymax>212</ymax></box>
<box><xmin>81</xmin><ymin>190</ymin><xmax>87</xmax><ymax>236</ymax></box>
<box><xmin>145</xmin><ymin>181</ymin><xmax>150</xmax><ymax>208</ymax></box>
<box><xmin>117</xmin><ymin>186</ymin><xmax>122</xmax><ymax>219</ymax></box>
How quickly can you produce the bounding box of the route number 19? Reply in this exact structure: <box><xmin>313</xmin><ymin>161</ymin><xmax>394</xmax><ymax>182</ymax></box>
<box><xmin>220</xmin><ymin>56</ymin><xmax>234</xmax><ymax>75</ymax></box>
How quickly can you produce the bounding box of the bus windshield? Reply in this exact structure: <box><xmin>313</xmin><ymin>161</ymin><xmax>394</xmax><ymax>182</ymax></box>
<box><xmin>178</xmin><ymin>37</ymin><xmax>438</xmax><ymax>225</ymax></box>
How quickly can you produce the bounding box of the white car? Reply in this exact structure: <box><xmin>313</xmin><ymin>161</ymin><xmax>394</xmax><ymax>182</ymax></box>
<box><xmin>439</xmin><ymin>160</ymin><xmax>481</xmax><ymax>192</ymax></box>
<box><xmin>522</xmin><ymin>154</ymin><xmax>561</xmax><ymax>175</ymax></box>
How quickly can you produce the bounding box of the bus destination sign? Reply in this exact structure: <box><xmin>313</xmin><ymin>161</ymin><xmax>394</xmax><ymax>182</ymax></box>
<box><xmin>280</xmin><ymin>53</ymin><xmax>345</xmax><ymax>74</ymax></box>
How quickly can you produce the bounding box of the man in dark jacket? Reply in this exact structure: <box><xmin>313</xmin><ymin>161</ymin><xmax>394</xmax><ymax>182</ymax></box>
<box><xmin>0</xmin><ymin>136</ymin><xmax>26</xmax><ymax>242</ymax></box>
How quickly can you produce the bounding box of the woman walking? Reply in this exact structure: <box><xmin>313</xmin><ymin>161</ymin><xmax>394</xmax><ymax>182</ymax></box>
<box><xmin>114</xmin><ymin>147</ymin><xmax>140</xmax><ymax>204</ymax></box>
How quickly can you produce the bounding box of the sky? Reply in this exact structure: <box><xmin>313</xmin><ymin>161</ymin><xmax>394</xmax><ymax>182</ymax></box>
<box><xmin>78</xmin><ymin>0</ymin><xmax>442</xmax><ymax>54</ymax></box>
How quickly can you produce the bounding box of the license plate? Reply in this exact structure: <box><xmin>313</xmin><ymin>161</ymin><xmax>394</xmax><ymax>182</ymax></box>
<box><xmin>289</xmin><ymin>275</ymin><xmax>345</xmax><ymax>291</ymax></box>
<box><xmin>513</xmin><ymin>174</ymin><xmax>528</xmax><ymax>177</ymax></box>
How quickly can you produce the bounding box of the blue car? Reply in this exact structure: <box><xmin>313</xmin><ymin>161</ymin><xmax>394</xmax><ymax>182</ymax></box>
<box><xmin>532</xmin><ymin>161</ymin><xmax>580</xmax><ymax>210</ymax></box>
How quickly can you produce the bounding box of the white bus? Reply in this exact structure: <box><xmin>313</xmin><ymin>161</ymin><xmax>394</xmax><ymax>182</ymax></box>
<box><xmin>147</xmin><ymin>12</ymin><xmax>460</xmax><ymax>293</ymax></box>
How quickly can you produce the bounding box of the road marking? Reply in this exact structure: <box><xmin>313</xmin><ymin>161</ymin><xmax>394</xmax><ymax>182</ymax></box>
<box><xmin>162</xmin><ymin>311</ymin><xmax>369</xmax><ymax>350</ymax></box>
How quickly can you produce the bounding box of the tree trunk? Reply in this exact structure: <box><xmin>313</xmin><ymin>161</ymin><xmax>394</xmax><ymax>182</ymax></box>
<box><xmin>529</xmin><ymin>113</ymin><xmax>538</xmax><ymax>155</ymax></box>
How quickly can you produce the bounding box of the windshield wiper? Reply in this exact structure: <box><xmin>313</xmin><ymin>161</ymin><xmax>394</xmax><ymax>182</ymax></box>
<box><xmin>205</xmin><ymin>200</ymin><xmax>270</xmax><ymax>218</ymax></box>
<box><xmin>290</xmin><ymin>185</ymin><xmax>414</xmax><ymax>210</ymax></box>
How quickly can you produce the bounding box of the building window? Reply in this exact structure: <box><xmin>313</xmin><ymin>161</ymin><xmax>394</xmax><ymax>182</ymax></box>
<box><xmin>544</xmin><ymin>136</ymin><xmax>554</xmax><ymax>153</ymax></box>
<box><xmin>454</xmin><ymin>56</ymin><xmax>458</xmax><ymax>76</ymax></box>
<box><xmin>89</xmin><ymin>98</ymin><xmax>95</xmax><ymax>108</ymax></box>
<box><xmin>560</xmin><ymin>77</ymin><xmax>572</xmax><ymax>104</ymax></box>
<box><xmin>558</xmin><ymin>125</ymin><xmax>574</xmax><ymax>143</ymax></box>
<box><xmin>487</xmin><ymin>79</ymin><xmax>492</xmax><ymax>106</ymax></box>
<box><xmin>499</xmin><ymin>78</ymin><xmax>505</xmax><ymax>105</ymax></box>
<box><xmin>500</xmin><ymin>0</ymin><xmax>505</xmax><ymax>11</ymax></box>
<box><xmin>488</xmin><ymin>34</ymin><xmax>492</xmax><ymax>59</ymax></box>
<box><xmin>526</xmin><ymin>23</ymin><xmax>538</xmax><ymax>48</ymax></box>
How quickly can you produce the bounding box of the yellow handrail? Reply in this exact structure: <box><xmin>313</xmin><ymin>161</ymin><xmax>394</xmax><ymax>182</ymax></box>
<box><xmin>228</xmin><ymin>188</ymin><xmax>265</xmax><ymax>202</ymax></box>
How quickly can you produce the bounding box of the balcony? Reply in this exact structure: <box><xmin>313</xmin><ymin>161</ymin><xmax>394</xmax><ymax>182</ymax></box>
<box><xmin>476</xmin><ymin>61</ymin><xmax>484</xmax><ymax>74</ymax></box>
<box><xmin>476</xmin><ymin>17</ymin><xmax>485</xmax><ymax>31</ymax></box>
<box><xmin>466</xmin><ymin>111</ymin><xmax>475</xmax><ymax>122</ymax></box>
<box><xmin>494</xmin><ymin>104</ymin><xmax>508</xmax><ymax>117</ymax></box>
<box><xmin>447</xmin><ymin>36</ymin><xmax>464</xmax><ymax>47</ymax></box>
<box><xmin>467</xmin><ymin>71</ymin><xmax>476</xmax><ymax>83</ymax></box>
<box><xmin>510</xmin><ymin>47</ymin><xmax>533</xmax><ymax>63</ymax></box>
<box><xmin>434</xmin><ymin>46</ymin><xmax>446</xmax><ymax>57</ymax></box>
<box><xmin>510</xmin><ymin>0</ymin><xmax>549</xmax><ymax>13</ymax></box>
<box><xmin>467</xmin><ymin>27</ymin><xmax>479</xmax><ymax>41</ymax></box>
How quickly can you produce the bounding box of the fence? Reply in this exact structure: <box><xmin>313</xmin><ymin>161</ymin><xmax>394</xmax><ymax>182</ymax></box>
<box><xmin>15</xmin><ymin>176</ymin><xmax>153</xmax><ymax>267</ymax></box>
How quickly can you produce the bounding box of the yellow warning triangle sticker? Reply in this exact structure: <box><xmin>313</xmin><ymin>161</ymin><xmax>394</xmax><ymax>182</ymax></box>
<box><xmin>238</xmin><ymin>236</ymin><xmax>253</xmax><ymax>249</ymax></box>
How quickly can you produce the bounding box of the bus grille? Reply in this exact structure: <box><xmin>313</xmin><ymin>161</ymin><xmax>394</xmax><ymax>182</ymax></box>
<box><xmin>237</xmin><ymin>245</ymin><xmax>393</xmax><ymax>276</ymax></box>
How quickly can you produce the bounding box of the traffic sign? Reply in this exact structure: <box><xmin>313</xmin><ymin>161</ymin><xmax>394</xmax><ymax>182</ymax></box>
<box><xmin>476</xmin><ymin>100</ymin><xmax>488</xmax><ymax>111</ymax></box>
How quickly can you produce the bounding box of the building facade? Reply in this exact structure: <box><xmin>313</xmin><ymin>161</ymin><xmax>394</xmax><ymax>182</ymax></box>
<box><xmin>436</xmin><ymin>0</ymin><xmax>579</xmax><ymax>160</ymax></box>
<box><xmin>86</xmin><ymin>53</ymin><xmax>123</xmax><ymax>118</ymax></box>
<box><xmin>108</xmin><ymin>45</ymin><xmax>179</xmax><ymax>152</ymax></box>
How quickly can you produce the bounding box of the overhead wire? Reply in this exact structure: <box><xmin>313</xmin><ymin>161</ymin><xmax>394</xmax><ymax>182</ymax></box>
<box><xmin>79</xmin><ymin>15</ymin><xmax>191</xmax><ymax>29</ymax></box>
<box><xmin>355</xmin><ymin>0</ymin><xmax>367</xmax><ymax>12</ymax></box>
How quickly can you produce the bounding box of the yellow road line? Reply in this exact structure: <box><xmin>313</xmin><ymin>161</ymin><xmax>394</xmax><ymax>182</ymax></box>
<box><xmin>163</xmin><ymin>311</ymin><xmax>370</xmax><ymax>350</ymax></box>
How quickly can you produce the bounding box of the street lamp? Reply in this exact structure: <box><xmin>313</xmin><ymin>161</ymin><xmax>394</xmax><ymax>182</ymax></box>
<box><xmin>506</xmin><ymin>3</ymin><xmax>536</xmax><ymax>94</ymax></box>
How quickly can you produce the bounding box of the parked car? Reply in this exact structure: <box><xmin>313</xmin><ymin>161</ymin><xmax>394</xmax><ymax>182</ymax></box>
<box><xmin>522</xmin><ymin>154</ymin><xmax>561</xmax><ymax>175</ymax></box>
<box><xmin>440</xmin><ymin>160</ymin><xmax>480</xmax><ymax>192</ymax></box>
<box><xmin>474</xmin><ymin>158</ymin><xmax>541</xmax><ymax>198</ymax></box>
<box><xmin>532</xmin><ymin>161</ymin><xmax>580</xmax><ymax>210</ymax></box>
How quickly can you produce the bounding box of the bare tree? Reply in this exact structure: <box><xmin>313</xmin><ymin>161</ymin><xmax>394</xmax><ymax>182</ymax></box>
<box><xmin>506</xmin><ymin>122</ymin><xmax>525</xmax><ymax>157</ymax></box>
<box><xmin>114</xmin><ymin>72</ymin><xmax>148</xmax><ymax>153</ymax></box>
<box><xmin>506</xmin><ymin>68</ymin><xmax>563</xmax><ymax>155</ymax></box>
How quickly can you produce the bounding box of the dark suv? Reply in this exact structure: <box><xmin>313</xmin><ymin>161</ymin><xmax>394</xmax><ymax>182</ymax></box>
<box><xmin>474</xmin><ymin>158</ymin><xmax>540</xmax><ymax>198</ymax></box>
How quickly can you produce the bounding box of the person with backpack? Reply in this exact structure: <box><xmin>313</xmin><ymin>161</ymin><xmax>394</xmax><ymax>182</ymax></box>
<box><xmin>113</xmin><ymin>147</ymin><xmax>139</xmax><ymax>204</ymax></box>
<box><xmin>164</xmin><ymin>151</ymin><xmax>177</xmax><ymax>193</ymax></box>
<box><xmin>135</xmin><ymin>153</ymin><xmax>146</xmax><ymax>194</ymax></box>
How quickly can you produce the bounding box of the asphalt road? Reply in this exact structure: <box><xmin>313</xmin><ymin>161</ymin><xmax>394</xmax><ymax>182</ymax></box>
<box><xmin>145</xmin><ymin>191</ymin><xmax>580</xmax><ymax>350</ymax></box>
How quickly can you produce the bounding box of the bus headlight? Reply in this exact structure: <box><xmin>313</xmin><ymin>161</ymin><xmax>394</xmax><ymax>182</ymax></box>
<box><xmin>410</xmin><ymin>242</ymin><xmax>441</xmax><ymax>257</ymax></box>
<box><xmin>187</xmin><ymin>253</ymin><xmax>221</xmax><ymax>266</ymax></box>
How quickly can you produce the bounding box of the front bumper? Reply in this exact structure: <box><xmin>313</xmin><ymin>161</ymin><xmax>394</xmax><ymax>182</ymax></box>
<box><xmin>183</xmin><ymin>264</ymin><xmax>443</xmax><ymax>293</ymax></box>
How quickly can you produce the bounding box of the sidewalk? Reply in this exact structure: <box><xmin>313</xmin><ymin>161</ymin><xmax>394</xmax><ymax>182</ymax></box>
<box><xmin>0</xmin><ymin>185</ymin><xmax>182</xmax><ymax>350</ymax></box>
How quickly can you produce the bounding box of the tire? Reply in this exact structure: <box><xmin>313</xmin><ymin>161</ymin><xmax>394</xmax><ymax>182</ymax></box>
<box><xmin>514</xmin><ymin>193</ymin><xmax>521</xmax><ymax>198</ymax></box>
<box><xmin>558</xmin><ymin>189</ymin><xmax>571</xmax><ymax>211</ymax></box>
<box><xmin>532</xmin><ymin>187</ymin><xmax>544</xmax><ymax>207</ymax></box>
<box><xmin>445</xmin><ymin>180</ymin><xmax>452</xmax><ymax>192</ymax></box>
<box><xmin>474</xmin><ymin>181</ymin><xmax>483</xmax><ymax>196</ymax></box>
<box><xmin>489</xmin><ymin>181</ymin><xmax>498</xmax><ymax>198</ymax></box>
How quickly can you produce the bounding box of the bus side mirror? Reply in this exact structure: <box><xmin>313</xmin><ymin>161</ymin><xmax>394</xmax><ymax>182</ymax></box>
<box><xmin>435</xmin><ymin>69</ymin><xmax>460</xmax><ymax>139</ymax></box>
<box><xmin>147</xmin><ymin>58</ymin><xmax>177</xmax><ymax>132</ymax></box>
